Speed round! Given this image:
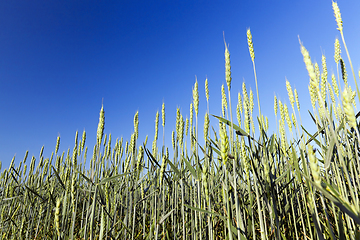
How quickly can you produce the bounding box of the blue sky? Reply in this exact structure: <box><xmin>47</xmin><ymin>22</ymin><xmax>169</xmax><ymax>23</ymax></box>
<box><xmin>1</xmin><ymin>1</ymin><xmax>360</xmax><ymax>168</ymax></box>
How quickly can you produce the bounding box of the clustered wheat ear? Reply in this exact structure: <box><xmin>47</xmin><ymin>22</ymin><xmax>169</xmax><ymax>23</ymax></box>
<box><xmin>162</xmin><ymin>102</ymin><xmax>165</xmax><ymax>128</ymax></box>
<box><xmin>201</xmin><ymin>164</ymin><xmax>209</xmax><ymax>203</ymax></box>
<box><xmin>273</xmin><ymin>95</ymin><xmax>278</xmax><ymax>116</ymax></box>
<box><xmin>55</xmin><ymin>198</ymin><xmax>61</xmax><ymax>236</ymax></box>
<box><xmin>332</xmin><ymin>1</ymin><xmax>343</xmax><ymax>32</ymax></box>
<box><xmin>204</xmin><ymin>112</ymin><xmax>210</xmax><ymax>143</ymax></box>
<box><xmin>205</xmin><ymin>77</ymin><xmax>209</xmax><ymax>105</ymax></box>
<box><xmin>334</xmin><ymin>38</ymin><xmax>341</xmax><ymax>64</ymax></box>
<box><xmin>247</xmin><ymin>28</ymin><xmax>254</xmax><ymax>62</ymax></box>
<box><xmin>315</xmin><ymin>62</ymin><xmax>320</xmax><ymax>84</ymax></box>
<box><xmin>321</xmin><ymin>55</ymin><xmax>327</xmax><ymax>102</ymax></box>
<box><xmin>219</xmin><ymin>122</ymin><xmax>229</xmax><ymax>166</ymax></box>
<box><xmin>286</xmin><ymin>79</ymin><xmax>295</xmax><ymax>109</ymax></box>
<box><xmin>247</xmin><ymin>28</ymin><xmax>262</xmax><ymax>120</ymax></box>
<box><xmin>189</xmin><ymin>102</ymin><xmax>193</xmax><ymax>128</ymax></box>
<box><xmin>340</xmin><ymin>58</ymin><xmax>348</xmax><ymax>85</ymax></box>
<box><xmin>236</xmin><ymin>94</ymin><xmax>241</xmax><ymax>127</ymax></box>
<box><xmin>342</xmin><ymin>87</ymin><xmax>357</xmax><ymax>129</ymax></box>
<box><xmin>81</xmin><ymin>130</ymin><xmax>86</xmax><ymax>154</ymax></box>
<box><xmin>294</xmin><ymin>89</ymin><xmax>300</xmax><ymax>112</ymax></box>
<box><xmin>152</xmin><ymin>111</ymin><xmax>159</xmax><ymax>155</ymax></box>
<box><xmin>136</xmin><ymin>145</ymin><xmax>143</xmax><ymax>173</ymax></box>
<box><xmin>171</xmin><ymin>130</ymin><xmax>175</xmax><ymax>150</ymax></box>
<box><xmin>134</xmin><ymin>111</ymin><xmax>139</xmax><ymax>140</ymax></box>
<box><xmin>221</xmin><ymin>84</ymin><xmax>228</xmax><ymax>117</ymax></box>
<box><xmin>97</xmin><ymin>104</ymin><xmax>105</xmax><ymax>146</ymax></box>
<box><xmin>55</xmin><ymin>135</ymin><xmax>60</xmax><ymax>155</ymax></box>
<box><xmin>193</xmin><ymin>79</ymin><xmax>199</xmax><ymax>117</ymax></box>
<box><xmin>242</xmin><ymin>82</ymin><xmax>250</xmax><ymax>133</ymax></box>
<box><xmin>308</xmin><ymin>146</ymin><xmax>321</xmax><ymax>185</ymax></box>
<box><xmin>159</xmin><ymin>155</ymin><xmax>166</xmax><ymax>186</ymax></box>
<box><xmin>180</xmin><ymin>116</ymin><xmax>185</xmax><ymax>147</ymax></box>
<box><xmin>176</xmin><ymin>108</ymin><xmax>180</xmax><ymax>135</ymax></box>
<box><xmin>39</xmin><ymin>145</ymin><xmax>44</xmax><ymax>159</ymax></box>
<box><xmin>224</xmin><ymin>42</ymin><xmax>232</xmax><ymax>91</ymax></box>
<box><xmin>299</xmin><ymin>39</ymin><xmax>316</xmax><ymax>85</ymax></box>
<box><xmin>284</xmin><ymin>104</ymin><xmax>292</xmax><ymax>133</ymax></box>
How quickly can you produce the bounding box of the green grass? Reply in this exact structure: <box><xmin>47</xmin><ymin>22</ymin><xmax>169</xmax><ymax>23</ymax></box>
<box><xmin>1</xmin><ymin>2</ymin><xmax>360</xmax><ymax>239</ymax></box>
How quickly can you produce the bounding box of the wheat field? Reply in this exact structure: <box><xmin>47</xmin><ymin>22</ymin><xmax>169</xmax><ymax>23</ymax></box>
<box><xmin>1</xmin><ymin>2</ymin><xmax>360</xmax><ymax>239</ymax></box>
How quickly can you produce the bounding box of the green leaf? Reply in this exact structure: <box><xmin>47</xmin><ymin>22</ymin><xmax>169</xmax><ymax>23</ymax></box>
<box><xmin>280</xmin><ymin>231</ymin><xmax>287</xmax><ymax>240</ymax></box>
<box><xmin>336</xmin><ymin>117</ymin><xmax>345</xmax><ymax>133</ymax></box>
<box><xmin>291</xmin><ymin>145</ymin><xmax>302</xmax><ymax>182</ymax></box>
<box><xmin>311</xmin><ymin>211</ymin><xmax>325</xmax><ymax>240</ymax></box>
<box><xmin>89</xmin><ymin>185</ymin><xmax>98</xmax><ymax>240</ymax></box>
<box><xmin>144</xmin><ymin>147</ymin><xmax>162</xmax><ymax>168</ymax></box>
<box><xmin>269</xmin><ymin>134</ymin><xmax>276</xmax><ymax>154</ymax></box>
<box><xmin>184</xmin><ymin>204</ymin><xmax>246</xmax><ymax>240</ymax></box>
<box><xmin>115</xmin><ymin>218</ymin><xmax>132</xmax><ymax>237</ymax></box>
<box><xmin>167</xmin><ymin>160</ymin><xmax>190</xmax><ymax>188</ymax></box>
<box><xmin>52</xmin><ymin>166</ymin><xmax>66</xmax><ymax>190</ymax></box>
<box><xmin>302</xmin><ymin>125</ymin><xmax>323</xmax><ymax>148</ymax></box>
<box><xmin>76</xmin><ymin>170</ymin><xmax>94</xmax><ymax>185</ymax></box>
<box><xmin>166</xmin><ymin>158</ymin><xmax>180</xmax><ymax>177</ymax></box>
<box><xmin>324</xmin><ymin>135</ymin><xmax>336</xmax><ymax>169</ymax></box>
<box><xmin>304</xmin><ymin>175</ymin><xmax>360</xmax><ymax>225</ymax></box>
<box><xmin>99</xmin><ymin>208</ymin><xmax>105</xmax><ymax>240</ymax></box>
<box><xmin>184</xmin><ymin>204</ymin><xmax>226</xmax><ymax>221</ymax></box>
<box><xmin>320</xmin><ymin>181</ymin><xmax>345</xmax><ymax>202</ymax></box>
<box><xmin>210</xmin><ymin>139</ymin><xmax>221</xmax><ymax>156</ymax></box>
<box><xmin>158</xmin><ymin>209</ymin><xmax>175</xmax><ymax>225</ymax></box>
<box><xmin>212</xmin><ymin>115</ymin><xmax>249</xmax><ymax>136</ymax></box>
<box><xmin>135</xmin><ymin>174</ymin><xmax>147</xmax><ymax>186</ymax></box>
<box><xmin>1</xmin><ymin>196</ymin><xmax>19</xmax><ymax>202</ymax></box>
<box><xmin>182</xmin><ymin>156</ymin><xmax>198</xmax><ymax>181</ymax></box>
<box><xmin>24</xmin><ymin>185</ymin><xmax>44</xmax><ymax>201</ymax></box>
<box><xmin>213</xmin><ymin>115</ymin><xmax>261</xmax><ymax>146</ymax></box>
<box><xmin>275</xmin><ymin>169</ymin><xmax>290</xmax><ymax>184</ymax></box>
<box><xmin>98</xmin><ymin>172</ymin><xmax>131</xmax><ymax>185</ymax></box>
<box><xmin>338</xmin><ymin>211</ymin><xmax>346</xmax><ymax>240</ymax></box>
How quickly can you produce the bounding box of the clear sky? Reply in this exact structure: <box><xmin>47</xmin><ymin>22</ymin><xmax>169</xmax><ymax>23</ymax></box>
<box><xmin>1</xmin><ymin>1</ymin><xmax>360</xmax><ymax>168</ymax></box>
